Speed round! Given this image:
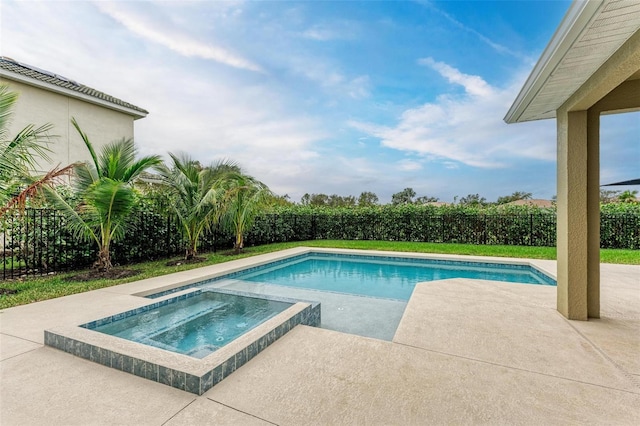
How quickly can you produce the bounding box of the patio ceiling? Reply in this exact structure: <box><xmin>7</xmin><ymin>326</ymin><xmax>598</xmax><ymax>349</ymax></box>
<box><xmin>505</xmin><ymin>0</ymin><xmax>640</xmax><ymax>123</ymax></box>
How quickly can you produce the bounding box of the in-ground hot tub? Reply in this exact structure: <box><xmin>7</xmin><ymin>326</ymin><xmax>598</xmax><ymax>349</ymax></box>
<box><xmin>45</xmin><ymin>289</ymin><xmax>320</xmax><ymax>395</ymax></box>
<box><xmin>89</xmin><ymin>290</ymin><xmax>295</xmax><ymax>359</ymax></box>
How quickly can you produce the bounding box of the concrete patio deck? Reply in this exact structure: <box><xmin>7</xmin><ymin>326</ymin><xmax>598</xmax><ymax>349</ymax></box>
<box><xmin>1</xmin><ymin>250</ymin><xmax>638</xmax><ymax>425</ymax></box>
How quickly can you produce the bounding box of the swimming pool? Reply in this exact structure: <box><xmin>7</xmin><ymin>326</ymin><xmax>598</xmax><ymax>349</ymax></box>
<box><xmin>230</xmin><ymin>254</ymin><xmax>555</xmax><ymax>300</ymax></box>
<box><xmin>148</xmin><ymin>252</ymin><xmax>555</xmax><ymax>341</ymax></box>
<box><xmin>152</xmin><ymin>253</ymin><xmax>555</xmax><ymax>301</ymax></box>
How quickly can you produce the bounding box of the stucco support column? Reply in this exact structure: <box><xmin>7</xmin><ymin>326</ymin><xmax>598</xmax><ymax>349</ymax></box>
<box><xmin>586</xmin><ymin>108</ymin><xmax>600</xmax><ymax>319</ymax></box>
<box><xmin>556</xmin><ymin>108</ymin><xmax>600</xmax><ymax>320</ymax></box>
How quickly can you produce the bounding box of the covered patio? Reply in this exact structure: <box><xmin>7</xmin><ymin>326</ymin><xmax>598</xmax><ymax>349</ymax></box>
<box><xmin>505</xmin><ymin>0</ymin><xmax>640</xmax><ymax>320</ymax></box>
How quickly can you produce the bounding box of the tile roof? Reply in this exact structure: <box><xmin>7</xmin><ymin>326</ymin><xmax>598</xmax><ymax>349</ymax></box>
<box><xmin>0</xmin><ymin>56</ymin><xmax>148</xmax><ymax>116</ymax></box>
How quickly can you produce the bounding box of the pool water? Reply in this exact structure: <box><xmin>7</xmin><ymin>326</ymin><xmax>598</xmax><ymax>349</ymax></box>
<box><xmin>91</xmin><ymin>292</ymin><xmax>293</xmax><ymax>358</ymax></box>
<box><xmin>143</xmin><ymin>252</ymin><xmax>555</xmax><ymax>342</ymax></box>
<box><xmin>228</xmin><ymin>254</ymin><xmax>555</xmax><ymax>301</ymax></box>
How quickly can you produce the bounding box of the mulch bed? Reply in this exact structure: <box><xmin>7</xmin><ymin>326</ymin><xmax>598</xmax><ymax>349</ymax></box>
<box><xmin>69</xmin><ymin>268</ymin><xmax>141</xmax><ymax>282</ymax></box>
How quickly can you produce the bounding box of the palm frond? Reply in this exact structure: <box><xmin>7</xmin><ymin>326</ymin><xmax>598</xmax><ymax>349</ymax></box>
<box><xmin>10</xmin><ymin>121</ymin><xmax>54</xmax><ymax>155</ymax></box>
<box><xmin>122</xmin><ymin>154</ymin><xmax>163</xmax><ymax>183</ymax></box>
<box><xmin>40</xmin><ymin>183</ymin><xmax>99</xmax><ymax>245</ymax></box>
<box><xmin>0</xmin><ymin>122</ymin><xmax>55</xmax><ymax>179</ymax></box>
<box><xmin>87</xmin><ymin>179</ymin><xmax>136</xmax><ymax>223</ymax></box>
<box><xmin>98</xmin><ymin>138</ymin><xmax>130</xmax><ymax>179</ymax></box>
<box><xmin>215</xmin><ymin>171</ymin><xmax>273</xmax><ymax>251</ymax></box>
<box><xmin>0</xmin><ymin>163</ymin><xmax>76</xmax><ymax>217</ymax></box>
<box><xmin>73</xmin><ymin>162</ymin><xmax>99</xmax><ymax>194</ymax></box>
<box><xmin>169</xmin><ymin>152</ymin><xmax>200</xmax><ymax>183</ymax></box>
<box><xmin>71</xmin><ymin>117</ymin><xmax>99</xmax><ymax>173</ymax></box>
<box><xmin>209</xmin><ymin>158</ymin><xmax>241</xmax><ymax>176</ymax></box>
<box><xmin>0</xmin><ymin>84</ymin><xmax>18</xmax><ymax>141</ymax></box>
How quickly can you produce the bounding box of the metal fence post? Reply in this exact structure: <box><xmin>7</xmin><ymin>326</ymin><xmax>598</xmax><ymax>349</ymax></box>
<box><xmin>2</xmin><ymin>215</ymin><xmax>6</xmax><ymax>280</ymax></box>
<box><xmin>271</xmin><ymin>214</ymin><xmax>277</xmax><ymax>243</ymax></box>
<box><xmin>312</xmin><ymin>214</ymin><xmax>316</xmax><ymax>240</ymax></box>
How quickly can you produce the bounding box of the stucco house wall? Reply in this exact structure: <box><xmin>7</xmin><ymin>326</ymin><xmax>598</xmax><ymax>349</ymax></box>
<box><xmin>0</xmin><ymin>57</ymin><xmax>147</xmax><ymax>173</ymax></box>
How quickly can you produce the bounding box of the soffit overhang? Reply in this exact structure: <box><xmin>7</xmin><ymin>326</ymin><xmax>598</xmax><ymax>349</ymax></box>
<box><xmin>505</xmin><ymin>0</ymin><xmax>640</xmax><ymax>123</ymax></box>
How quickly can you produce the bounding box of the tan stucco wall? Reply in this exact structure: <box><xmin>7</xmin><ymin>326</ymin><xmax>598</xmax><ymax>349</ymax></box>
<box><xmin>1</xmin><ymin>79</ymin><xmax>135</xmax><ymax>172</ymax></box>
<box><xmin>555</xmin><ymin>30</ymin><xmax>640</xmax><ymax>320</ymax></box>
<box><xmin>556</xmin><ymin>109</ymin><xmax>600</xmax><ymax>320</ymax></box>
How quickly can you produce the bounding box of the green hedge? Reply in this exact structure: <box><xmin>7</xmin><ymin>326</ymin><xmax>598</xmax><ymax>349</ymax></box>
<box><xmin>245</xmin><ymin>203</ymin><xmax>639</xmax><ymax>249</ymax></box>
<box><xmin>2</xmin><ymin>203</ymin><xmax>638</xmax><ymax>279</ymax></box>
<box><xmin>599</xmin><ymin>202</ymin><xmax>640</xmax><ymax>249</ymax></box>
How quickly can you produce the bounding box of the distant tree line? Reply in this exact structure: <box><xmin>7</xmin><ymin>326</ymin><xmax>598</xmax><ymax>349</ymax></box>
<box><xmin>296</xmin><ymin>188</ymin><xmax>533</xmax><ymax>208</ymax></box>
<box><xmin>599</xmin><ymin>189</ymin><xmax>639</xmax><ymax>204</ymax></box>
<box><xmin>292</xmin><ymin>187</ymin><xmax>639</xmax><ymax>208</ymax></box>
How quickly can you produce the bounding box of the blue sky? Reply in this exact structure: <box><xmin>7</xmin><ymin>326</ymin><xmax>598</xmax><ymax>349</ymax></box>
<box><xmin>2</xmin><ymin>0</ymin><xmax>638</xmax><ymax>203</ymax></box>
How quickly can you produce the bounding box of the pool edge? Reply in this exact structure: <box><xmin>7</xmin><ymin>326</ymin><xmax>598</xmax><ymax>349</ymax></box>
<box><xmin>44</xmin><ymin>290</ymin><xmax>321</xmax><ymax>395</ymax></box>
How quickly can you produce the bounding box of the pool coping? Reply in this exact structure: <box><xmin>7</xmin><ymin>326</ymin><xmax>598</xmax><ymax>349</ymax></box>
<box><xmin>44</xmin><ymin>288</ymin><xmax>321</xmax><ymax>395</ymax></box>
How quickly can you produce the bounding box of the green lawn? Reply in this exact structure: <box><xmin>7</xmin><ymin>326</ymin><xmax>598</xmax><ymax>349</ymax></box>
<box><xmin>1</xmin><ymin>240</ymin><xmax>638</xmax><ymax>309</ymax></box>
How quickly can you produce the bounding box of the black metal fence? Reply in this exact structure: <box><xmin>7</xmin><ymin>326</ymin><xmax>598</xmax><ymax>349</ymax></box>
<box><xmin>0</xmin><ymin>209</ymin><xmax>234</xmax><ymax>280</ymax></box>
<box><xmin>2</xmin><ymin>208</ymin><xmax>638</xmax><ymax>280</ymax></box>
<box><xmin>246</xmin><ymin>212</ymin><xmax>559</xmax><ymax>246</ymax></box>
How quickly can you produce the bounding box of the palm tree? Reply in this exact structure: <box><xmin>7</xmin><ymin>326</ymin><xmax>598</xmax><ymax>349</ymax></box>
<box><xmin>156</xmin><ymin>153</ymin><xmax>239</xmax><ymax>260</ymax></box>
<box><xmin>0</xmin><ymin>83</ymin><xmax>71</xmax><ymax>214</ymax></box>
<box><xmin>45</xmin><ymin>118</ymin><xmax>162</xmax><ymax>271</ymax></box>
<box><xmin>218</xmin><ymin>172</ymin><xmax>272</xmax><ymax>254</ymax></box>
<box><xmin>618</xmin><ymin>190</ymin><xmax>639</xmax><ymax>203</ymax></box>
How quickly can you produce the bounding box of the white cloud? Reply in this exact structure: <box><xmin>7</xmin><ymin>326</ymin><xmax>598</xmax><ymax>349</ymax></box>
<box><xmin>350</xmin><ymin>60</ymin><xmax>556</xmax><ymax>168</ymax></box>
<box><xmin>287</xmin><ymin>56</ymin><xmax>370</xmax><ymax>98</ymax></box>
<box><xmin>9</xmin><ymin>0</ymin><xmax>623</xmax><ymax>204</ymax></box>
<box><xmin>397</xmin><ymin>159</ymin><xmax>423</xmax><ymax>171</ymax></box>
<box><xmin>95</xmin><ymin>2</ymin><xmax>263</xmax><ymax>72</ymax></box>
<box><xmin>419</xmin><ymin>0</ymin><xmax>526</xmax><ymax>60</ymax></box>
<box><xmin>346</xmin><ymin>75</ymin><xmax>371</xmax><ymax>99</ymax></box>
<box><xmin>419</xmin><ymin>58</ymin><xmax>493</xmax><ymax>97</ymax></box>
<box><xmin>302</xmin><ymin>20</ymin><xmax>359</xmax><ymax>41</ymax></box>
<box><xmin>288</xmin><ymin>56</ymin><xmax>344</xmax><ymax>87</ymax></box>
<box><xmin>127</xmin><ymin>65</ymin><xmax>327</xmax><ymax>175</ymax></box>
<box><xmin>1</xmin><ymin>0</ymin><xmax>328</xmax><ymax>199</ymax></box>
<box><xmin>303</xmin><ymin>25</ymin><xmax>340</xmax><ymax>41</ymax></box>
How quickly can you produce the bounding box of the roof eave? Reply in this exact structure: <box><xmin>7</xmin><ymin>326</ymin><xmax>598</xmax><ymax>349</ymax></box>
<box><xmin>0</xmin><ymin>69</ymin><xmax>148</xmax><ymax>120</ymax></box>
<box><xmin>504</xmin><ymin>0</ymin><xmax>604</xmax><ymax>124</ymax></box>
